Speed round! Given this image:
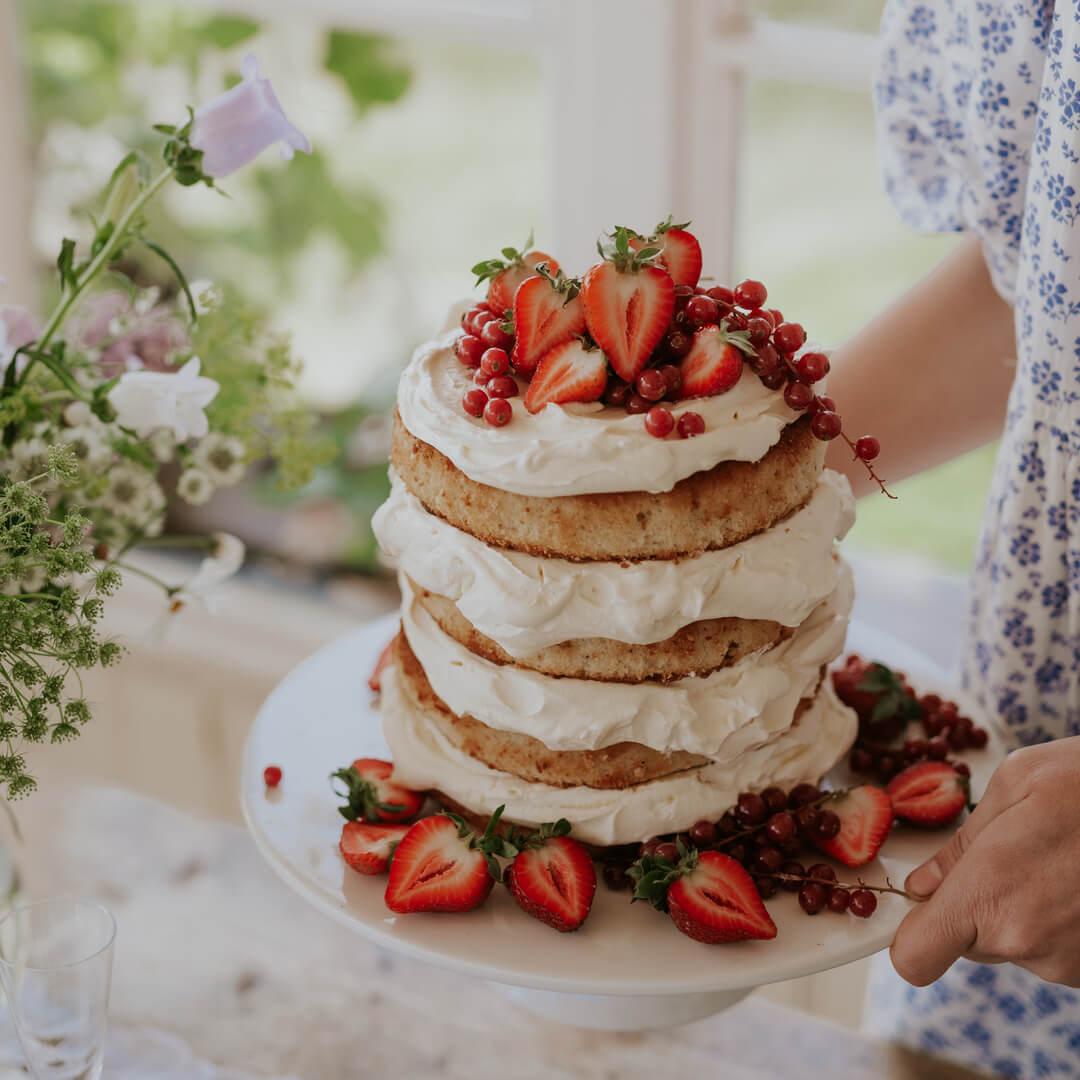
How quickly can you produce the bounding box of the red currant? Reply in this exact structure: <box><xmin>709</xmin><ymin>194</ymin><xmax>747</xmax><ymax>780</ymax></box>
<box><xmin>798</xmin><ymin>882</ymin><xmax>828</xmax><ymax>915</ymax></box>
<box><xmin>686</xmin><ymin>295</ymin><xmax>720</xmax><ymax>328</ymax></box>
<box><xmin>760</xmin><ymin>368</ymin><xmax>787</xmax><ymax>390</ymax></box>
<box><xmin>855</xmin><ymin>435</ymin><xmax>881</xmax><ymax>462</ymax></box>
<box><xmin>659</xmin><ymin>364</ymin><xmax>683</xmax><ymax>399</ymax></box>
<box><xmin>806</xmin><ymin>863</ymin><xmax>837</xmax><ymax>884</ymax></box>
<box><xmin>736</xmin><ymin>792</ymin><xmax>768</xmax><ymax>826</ymax></box>
<box><xmin>734</xmin><ymin>279</ymin><xmax>767</xmax><ymax>309</ymax></box>
<box><xmin>754</xmin><ymin>343</ymin><xmax>781</xmax><ymax>377</ymax></box>
<box><xmin>849</xmin><ymin>889</ymin><xmax>878</xmax><ymax>918</ymax></box>
<box><xmin>689</xmin><ymin>819</ymin><xmax>717</xmax><ymax>846</ymax></box>
<box><xmin>784</xmin><ymin>381</ymin><xmax>815</xmax><ymax>411</ymax></box>
<box><xmin>827</xmin><ymin>887</ymin><xmax>851</xmax><ymax>913</ymax></box>
<box><xmin>779</xmin><ymin>861</ymin><xmax>806</xmax><ymax>891</ymax></box>
<box><xmin>626</xmin><ymin>393</ymin><xmax>651</xmax><ymax>415</ymax></box>
<box><xmin>263</xmin><ymin>765</ymin><xmax>282</xmax><ymax>788</ymax></box>
<box><xmin>764</xmin><ymin>811</ymin><xmax>796</xmax><ymax>845</ymax></box>
<box><xmin>456</xmin><ymin>334</ymin><xmax>485</xmax><ymax>368</ymax></box>
<box><xmin>761</xmin><ymin>786</ymin><xmax>789</xmax><ymax>813</ymax></box>
<box><xmin>794</xmin><ymin>351</ymin><xmax>829</xmax><ymax>383</ymax></box>
<box><xmin>810</xmin><ymin>410</ymin><xmax>842</xmax><ymax>441</ymax></box>
<box><xmin>602</xmin><ymin>863</ymin><xmax>632</xmax><ymax>891</ymax></box>
<box><xmin>673</xmin><ymin>283</ymin><xmax>696</xmax><ymax>310</ymax></box>
<box><xmin>788</xmin><ymin>783</ymin><xmax>821</xmax><ymax>809</ymax></box>
<box><xmin>705</xmin><ymin>285</ymin><xmax>734</xmax><ymax>310</ymax></box>
<box><xmin>927</xmin><ymin>736</ymin><xmax>949</xmax><ymax>760</ymax></box>
<box><xmin>746</xmin><ymin>317</ymin><xmax>773</xmax><ymax>347</ymax></box>
<box><xmin>754</xmin><ymin>846</ymin><xmax>785</xmax><ymax>873</ymax></box>
<box><xmin>724</xmin><ymin>310</ymin><xmax>748</xmax><ymax>332</ymax></box>
<box><xmin>773</xmin><ymin>321</ymin><xmax>807</xmax><ymax>354</ymax></box>
<box><xmin>487</xmin><ymin>375</ymin><xmax>518</xmax><ymax>399</ymax></box>
<box><xmin>480</xmin><ymin>347</ymin><xmax>509</xmax><ymax>378</ymax></box>
<box><xmin>636</xmin><ymin>368</ymin><xmax>669</xmax><ymax>402</ymax></box>
<box><xmin>953</xmin><ymin>761</ymin><xmax>971</xmax><ymax>777</ymax></box>
<box><xmin>483</xmin><ymin>397</ymin><xmax>512</xmax><ymax>427</ymax></box>
<box><xmin>808</xmin><ymin>394</ymin><xmax>837</xmax><ymax>415</ymax></box>
<box><xmin>754</xmin><ymin>875</ymin><xmax>779</xmax><ymax>899</ymax></box>
<box><xmin>666</xmin><ymin>330</ymin><xmax>693</xmax><ymax>358</ymax></box>
<box><xmin>654</xmin><ymin>841</ymin><xmax>679</xmax><ymax>863</ymax></box>
<box><xmin>676</xmin><ymin>411</ymin><xmax>705</xmax><ymax>438</ymax></box>
<box><xmin>766</xmin><ymin>308</ymin><xmax>784</xmax><ymax>327</ymax></box>
<box><xmin>645</xmin><ymin>405</ymin><xmax>674</xmax><ymax>438</ymax></box>
<box><xmin>814</xmin><ymin>810</ymin><xmax>841</xmax><ymax>840</ymax></box>
<box><xmin>480</xmin><ymin>319</ymin><xmax>513</xmax><ymax>350</ymax></box>
<box><xmin>604</xmin><ymin>379</ymin><xmax>631</xmax><ymax>407</ymax></box>
<box><xmin>462</xmin><ymin>388</ymin><xmax>488</xmax><ymax>417</ymax></box>
<box><xmin>969</xmin><ymin>727</ymin><xmax>989</xmax><ymax>749</ymax></box>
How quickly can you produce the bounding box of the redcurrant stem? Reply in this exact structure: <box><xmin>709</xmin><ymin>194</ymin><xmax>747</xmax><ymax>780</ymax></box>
<box><xmin>840</xmin><ymin>432</ymin><xmax>897</xmax><ymax>500</ymax></box>
<box><xmin>768</xmin><ymin>872</ymin><xmax>921</xmax><ymax>901</ymax></box>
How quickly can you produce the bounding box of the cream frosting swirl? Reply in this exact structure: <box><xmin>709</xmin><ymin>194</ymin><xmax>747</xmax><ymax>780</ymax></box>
<box><xmin>396</xmin><ymin>330</ymin><xmax>798</xmax><ymax>497</ymax></box>
<box><xmin>381</xmin><ymin>666</ymin><xmax>858</xmax><ymax>847</ymax></box>
<box><xmin>372</xmin><ymin>469</ymin><xmax>855</xmax><ymax>657</ymax></box>
<box><xmin>400</xmin><ymin>564</ymin><xmax>853</xmax><ymax>757</ymax></box>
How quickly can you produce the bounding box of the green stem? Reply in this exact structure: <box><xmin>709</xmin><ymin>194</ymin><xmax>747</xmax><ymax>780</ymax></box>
<box><xmin>19</xmin><ymin>168</ymin><xmax>174</xmax><ymax>386</ymax></box>
<box><xmin>110</xmin><ymin>560</ymin><xmax>176</xmax><ymax>594</ymax></box>
<box><xmin>135</xmin><ymin>534</ymin><xmax>214</xmax><ymax>551</ymax></box>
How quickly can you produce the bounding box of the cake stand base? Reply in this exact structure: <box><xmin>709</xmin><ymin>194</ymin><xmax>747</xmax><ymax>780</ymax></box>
<box><xmin>493</xmin><ymin>984</ymin><xmax>750</xmax><ymax>1030</ymax></box>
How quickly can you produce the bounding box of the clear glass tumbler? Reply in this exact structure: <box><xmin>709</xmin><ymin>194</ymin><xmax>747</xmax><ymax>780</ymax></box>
<box><xmin>0</xmin><ymin>898</ymin><xmax>116</xmax><ymax>1079</ymax></box>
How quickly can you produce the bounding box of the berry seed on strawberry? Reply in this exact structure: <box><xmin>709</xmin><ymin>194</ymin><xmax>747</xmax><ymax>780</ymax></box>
<box><xmin>886</xmin><ymin>761</ymin><xmax>969</xmax><ymax>828</ymax></box>
<box><xmin>340</xmin><ymin>820</ymin><xmax>409</xmax><ymax>876</ymax></box>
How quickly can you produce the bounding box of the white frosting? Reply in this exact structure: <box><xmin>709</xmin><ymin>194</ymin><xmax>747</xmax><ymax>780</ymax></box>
<box><xmin>382</xmin><ymin>666</ymin><xmax>858</xmax><ymax>847</ymax></box>
<box><xmin>372</xmin><ymin>469</ymin><xmax>855</xmax><ymax>656</ymax></box>
<box><xmin>396</xmin><ymin>331</ymin><xmax>799</xmax><ymax>497</ymax></box>
<box><xmin>400</xmin><ymin>564</ymin><xmax>853</xmax><ymax>758</ymax></box>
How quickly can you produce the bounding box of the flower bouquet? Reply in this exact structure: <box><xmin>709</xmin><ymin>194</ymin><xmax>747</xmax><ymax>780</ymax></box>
<box><xmin>0</xmin><ymin>56</ymin><xmax>329</xmax><ymax>800</ymax></box>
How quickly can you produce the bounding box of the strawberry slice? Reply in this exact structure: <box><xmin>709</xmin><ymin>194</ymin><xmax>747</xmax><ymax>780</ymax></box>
<box><xmin>472</xmin><ymin>235</ymin><xmax>559</xmax><ymax>315</ymax></box>
<box><xmin>631</xmin><ymin>219</ymin><xmax>702</xmax><ymax>287</ymax></box>
<box><xmin>505</xmin><ymin>823</ymin><xmax>596</xmax><ymax>933</ymax></box>
<box><xmin>524</xmin><ymin>339</ymin><xmax>608</xmax><ymax>414</ymax></box>
<box><xmin>340</xmin><ymin>820</ymin><xmax>409</xmax><ymax>876</ymax></box>
<box><xmin>332</xmin><ymin>757</ymin><xmax>424</xmax><ymax>824</ymax></box>
<box><xmin>811</xmin><ymin>785</ymin><xmax>894</xmax><ymax>867</ymax></box>
<box><xmin>510</xmin><ymin>272</ymin><xmax>586</xmax><ymax>376</ymax></box>
<box><xmin>679</xmin><ymin>325</ymin><xmax>746</xmax><ymax>399</ymax></box>
<box><xmin>368</xmin><ymin>637</ymin><xmax>394</xmax><ymax>693</ymax></box>
<box><xmin>385</xmin><ymin>808</ymin><xmax>512</xmax><ymax>914</ymax></box>
<box><xmin>887</xmin><ymin>762</ymin><xmax>969</xmax><ymax>828</ymax></box>
<box><xmin>581</xmin><ymin>227</ymin><xmax>675</xmax><ymax>383</ymax></box>
<box><xmin>669</xmin><ymin>851</ymin><xmax>776</xmax><ymax>944</ymax></box>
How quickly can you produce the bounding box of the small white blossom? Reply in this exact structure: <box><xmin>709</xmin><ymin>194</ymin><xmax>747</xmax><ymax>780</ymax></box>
<box><xmin>147</xmin><ymin>428</ymin><xmax>177</xmax><ymax>464</ymax></box>
<box><xmin>192</xmin><ymin>433</ymin><xmax>246</xmax><ymax>486</ymax></box>
<box><xmin>10</xmin><ymin>437</ymin><xmax>50</xmax><ymax>481</ymax></box>
<box><xmin>107</xmin><ymin>356</ymin><xmax>219</xmax><ymax>441</ymax></box>
<box><xmin>96</xmin><ymin>463</ymin><xmax>157</xmax><ymax>520</ymax></box>
<box><xmin>58</xmin><ymin>424</ymin><xmax>112</xmax><ymax>472</ymax></box>
<box><xmin>176</xmin><ymin>468</ymin><xmax>214</xmax><ymax>506</ymax></box>
<box><xmin>63</xmin><ymin>401</ymin><xmax>93</xmax><ymax>426</ymax></box>
<box><xmin>156</xmin><ymin>532</ymin><xmax>246</xmax><ymax>634</ymax></box>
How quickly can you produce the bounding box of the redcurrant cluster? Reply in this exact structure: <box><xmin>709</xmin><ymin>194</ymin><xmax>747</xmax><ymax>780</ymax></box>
<box><xmin>456</xmin><ymin>302</ymin><xmax>518</xmax><ymax>428</ymax></box>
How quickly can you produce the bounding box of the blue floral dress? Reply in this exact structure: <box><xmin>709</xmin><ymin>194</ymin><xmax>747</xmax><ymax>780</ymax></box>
<box><xmin>865</xmin><ymin>0</ymin><xmax>1080</xmax><ymax>1073</ymax></box>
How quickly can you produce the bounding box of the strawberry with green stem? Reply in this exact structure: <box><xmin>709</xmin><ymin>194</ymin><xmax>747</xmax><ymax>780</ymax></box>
<box><xmin>504</xmin><ymin>818</ymin><xmax>596</xmax><ymax>932</ymax></box>
<box><xmin>472</xmin><ymin>232</ymin><xmax>560</xmax><ymax>315</ymax></box>
<box><xmin>511</xmin><ymin>265</ymin><xmax>586</xmax><ymax>376</ymax></box>
<box><xmin>331</xmin><ymin>758</ymin><xmax>424</xmax><ymax>825</ymax></box>
<box><xmin>629</xmin><ymin>217</ymin><xmax>703</xmax><ymax>288</ymax></box>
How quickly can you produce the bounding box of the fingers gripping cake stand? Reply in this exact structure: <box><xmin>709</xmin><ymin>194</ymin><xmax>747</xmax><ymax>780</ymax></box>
<box><xmin>241</xmin><ymin>614</ymin><xmax>1003</xmax><ymax>1032</ymax></box>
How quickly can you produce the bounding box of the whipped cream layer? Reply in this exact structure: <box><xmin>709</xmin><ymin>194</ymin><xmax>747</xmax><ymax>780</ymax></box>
<box><xmin>382</xmin><ymin>666</ymin><xmax>858</xmax><ymax>847</ymax></box>
<box><xmin>400</xmin><ymin>564</ymin><xmax>852</xmax><ymax>757</ymax></box>
<box><xmin>397</xmin><ymin>329</ymin><xmax>798</xmax><ymax>497</ymax></box>
<box><xmin>372</xmin><ymin>469</ymin><xmax>854</xmax><ymax>656</ymax></box>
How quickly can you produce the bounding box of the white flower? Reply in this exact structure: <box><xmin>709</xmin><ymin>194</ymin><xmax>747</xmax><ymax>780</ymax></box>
<box><xmin>192</xmin><ymin>433</ymin><xmax>246</xmax><ymax>486</ymax></box>
<box><xmin>63</xmin><ymin>401</ymin><xmax>93</xmax><ymax>426</ymax></box>
<box><xmin>176</xmin><ymin>468</ymin><xmax>214</xmax><ymax>506</ymax></box>
<box><xmin>160</xmin><ymin>533</ymin><xmax>246</xmax><ymax>630</ymax></box>
<box><xmin>148</xmin><ymin>428</ymin><xmax>177</xmax><ymax>464</ymax></box>
<box><xmin>58</xmin><ymin>424</ymin><xmax>112</xmax><ymax>472</ymax></box>
<box><xmin>97</xmin><ymin>463</ymin><xmax>157</xmax><ymax>520</ymax></box>
<box><xmin>107</xmin><ymin>356</ymin><xmax>219</xmax><ymax>441</ymax></box>
<box><xmin>190</xmin><ymin>55</ymin><xmax>310</xmax><ymax>178</ymax></box>
<box><xmin>10</xmin><ymin>437</ymin><xmax>50</xmax><ymax>481</ymax></box>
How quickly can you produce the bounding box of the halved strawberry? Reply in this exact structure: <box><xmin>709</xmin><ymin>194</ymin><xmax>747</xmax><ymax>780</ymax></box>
<box><xmin>332</xmin><ymin>757</ymin><xmax>424</xmax><ymax>824</ymax></box>
<box><xmin>631</xmin><ymin>219</ymin><xmax>702</xmax><ymax>288</ymax></box>
<box><xmin>581</xmin><ymin>228</ymin><xmax>675</xmax><ymax>383</ymax></box>
<box><xmin>524</xmin><ymin>339</ymin><xmax>608</xmax><ymax>414</ymax></box>
<box><xmin>811</xmin><ymin>785</ymin><xmax>894</xmax><ymax>867</ymax></box>
<box><xmin>368</xmin><ymin>637</ymin><xmax>394</xmax><ymax>693</ymax></box>
<box><xmin>505</xmin><ymin>824</ymin><xmax>596</xmax><ymax>933</ymax></box>
<box><xmin>679</xmin><ymin>325</ymin><xmax>746</xmax><ymax>398</ymax></box>
<box><xmin>384</xmin><ymin>808</ymin><xmax>512</xmax><ymax>914</ymax></box>
<box><xmin>669</xmin><ymin>851</ymin><xmax>776</xmax><ymax>944</ymax></box>
<box><xmin>510</xmin><ymin>272</ymin><xmax>586</xmax><ymax>376</ymax></box>
<box><xmin>472</xmin><ymin>236</ymin><xmax>559</xmax><ymax>315</ymax></box>
<box><xmin>887</xmin><ymin>762</ymin><xmax>969</xmax><ymax>828</ymax></box>
<box><xmin>340</xmin><ymin>820</ymin><xmax>409</xmax><ymax>876</ymax></box>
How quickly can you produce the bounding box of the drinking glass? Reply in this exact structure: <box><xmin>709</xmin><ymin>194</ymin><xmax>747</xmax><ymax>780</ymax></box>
<box><xmin>0</xmin><ymin>898</ymin><xmax>116</xmax><ymax>1079</ymax></box>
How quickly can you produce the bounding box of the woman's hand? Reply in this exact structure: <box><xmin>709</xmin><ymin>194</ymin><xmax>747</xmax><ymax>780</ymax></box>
<box><xmin>891</xmin><ymin>737</ymin><xmax>1080</xmax><ymax>988</ymax></box>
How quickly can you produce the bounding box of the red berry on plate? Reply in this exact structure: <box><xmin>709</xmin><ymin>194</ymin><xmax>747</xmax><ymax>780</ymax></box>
<box><xmin>849</xmin><ymin>888</ymin><xmax>878</xmax><ymax>918</ymax></box>
<box><xmin>455</xmin><ymin>334</ymin><xmax>485</xmax><ymax>368</ymax></box>
<box><xmin>779</xmin><ymin>860</ymin><xmax>806</xmax><ymax>891</ymax></box>
<box><xmin>806</xmin><ymin>862</ymin><xmax>837</xmax><ymax>884</ymax></box>
<box><xmin>798</xmin><ymin>882</ymin><xmax>828</xmax><ymax>915</ymax></box>
<box><xmin>484</xmin><ymin>397</ymin><xmax>512</xmax><ymax>427</ymax></box>
<box><xmin>746</xmin><ymin>317</ymin><xmax>773</xmax><ymax>347</ymax></box>
<box><xmin>636</xmin><ymin>368</ymin><xmax>669</xmax><ymax>402</ymax></box>
<box><xmin>736</xmin><ymin>791</ymin><xmax>768</xmax><ymax>826</ymax></box>
<box><xmin>886</xmin><ymin>761</ymin><xmax>969</xmax><ymax>828</ymax></box>
<box><xmin>480</xmin><ymin>347</ymin><xmax>510</xmax><ymax>378</ymax></box>
<box><xmin>759</xmin><ymin>368</ymin><xmax>787</xmax><ymax>390</ymax></box>
<box><xmin>855</xmin><ymin>435</ymin><xmax>881</xmax><ymax>461</ymax></box>
<box><xmin>811</xmin><ymin>410</ymin><xmax>842</xmax><ymax>441</ymax></box>
<box><xmin>507</xmin><ymin>834</ymin><xmax>597</xmax><ymax>932</ymax></box>
<box><xmin>734</xmin><ymin>279</ymin><xmax>768</xmax><ymax>310</ymax></box>
<box><xmin>689</xmin><ymin>819</ymin><xmax>717</xmax><ymax>846</ymax></box>
<box><xmin>794</xmin><ymin>351</ymin><xmax>830</xmax><ymax>383</ymax></box>
<box><xmin>927</xmin><ymin>736</ymin><xmax>949</xmax><ymax>760</ymax></box>
<box><xmin>764</xmin><ymin>811</ymin><xmax>796</xmax><ymax>845</ymax></box>
<box><xmin>811</xmin><ymin>786</ymin><xmax>893</xmax><ymax>867</ymax></box>
<box><xmin>486</xmin><ymin>375</ymin><xmax>518</xmax><ymax>399</ymax></box>
<box><xmin>808</xmin><ymin>394</ymin><xmax>837</xmax><ymax>415</ymax></box>
<box><xmin>827</xmin><ymin>887</ymin><xmax>851</xmax><ymax>913</ymax></box>
<box><xmin>724</xmin><ymin>310</ymin><xmax>748</xmax><ymax>332</ymax></box>
<box><xmin>773</xmin><ymin>321</ymin><xmax>806</xmax><ymax>354</ymax></box>
<box><xmin>480</xmin><ymin>318</ymin><xmax>513</xmax><ymax>350</ymax></box>
<box><xmin>814</xmin><ymin>809</ymin><xmax>842</xmax><ymax>839</ymax></box>
<box><xmin>263</xmin><ymin>765</ymin><xmax>282</xmax><ymax>788</ymax></box>
<box><xmin>626</xmin><ymin>393</ymin><xmax>650</xmax><ymax>414</ymax></box>
<box><xmin>462</xmin><ymin>388</ymin><xmax>488</xmax><ymax>417</ymax></box>
<box><xmin>645</xmin><ymin>405</ymin><xmax>675</xmax><ymax>438</ymax></box>
<box><xmin>784</xmin><ymin>381</ymin><xmax>815</xmax><ymax>411</ymax></box>
<box><xmin>761</xmin><ymin>786</ymin><xmax>788</xmax><ymax>813</ymax></box>
<box><xmin>340</xmin><ymin>820</ymin><xmax>409</xmax><ymax>876</ymax></box>
<box><xmin>969</xmin><ymin>726</ymin><xmax>989</xmax><ymax>749</ymax></box>
<box><xmin>654</xmin><ymin>841</ymin><xmax>680</xmax><ymax>863</ymax></box>
<box><xmin>686</xmin><ymin>294</ymin><xmax>720</xmax><ymax>328</ymax></box>
<box><xmin>667</xmin><ymin>851</ymin><xmax>777</xmax><ymax>944</ymax></box>
<box><xmin>754</xmin><ymin>343</ymin><xmax>781</xmax><ymax>376</ymax></box>
<box><xmin>676</xmin><ymin>410</ymin><xmax>705</xmax><ymax>439</ymax></box>
<box><xmin>788</xmin><ymin>783</ymin><xmax>822</xmax><ymax>809</ymax></box>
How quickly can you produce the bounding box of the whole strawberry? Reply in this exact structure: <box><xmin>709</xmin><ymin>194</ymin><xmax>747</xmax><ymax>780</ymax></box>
<box><xmin>832</xmin><ymin>656</ymin><xmax>920</xmax><ymax>743</ymax></box>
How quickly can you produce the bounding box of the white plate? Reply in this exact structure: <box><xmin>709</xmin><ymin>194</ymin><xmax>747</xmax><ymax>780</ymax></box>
<box><xmin>241</xmin><ymin>614</ymin><xmax>1003</xmax><ymax>1001</ymax></box>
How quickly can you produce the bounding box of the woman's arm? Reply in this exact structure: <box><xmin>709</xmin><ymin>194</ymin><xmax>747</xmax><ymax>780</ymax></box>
<box><xmin>825</xmin><ymin>236</ymin><xmax>1017</xmax><ymax>496</ymax></box>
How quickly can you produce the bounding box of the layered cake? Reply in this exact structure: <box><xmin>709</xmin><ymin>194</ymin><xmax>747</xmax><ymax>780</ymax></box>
<box><xmin>371</xmin><ymin>222</ymin><xmax>861</xmax><ymax>849</ymax></box>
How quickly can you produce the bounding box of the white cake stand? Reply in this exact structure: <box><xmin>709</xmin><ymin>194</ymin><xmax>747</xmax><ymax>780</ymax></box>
<box><xmin>240</xmin><ymin>614</ymin><xmax>1004</xmax><ymax>1031</ymax></box>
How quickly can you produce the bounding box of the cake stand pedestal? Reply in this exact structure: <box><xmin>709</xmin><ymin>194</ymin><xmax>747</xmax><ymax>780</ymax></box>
<box><xmin>241</xmin><ymin>615</ymin><xmax>1004</xmax><ymax>1032</ymax></box>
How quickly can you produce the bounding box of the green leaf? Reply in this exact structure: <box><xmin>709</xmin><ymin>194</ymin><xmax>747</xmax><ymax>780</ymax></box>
<box><xmin>200</xmin><ymin>15</ymin><xmax>260</xmax><ymax>49</ymax></box>
<box><xmin>56</xmin><ymin>238</ymin><xmax>78</xmax><ymax>291</ymax></box>
<box><xmin>140</xmin><ymin>237</ymin><xmax>198</xmax><ymax>322</ymax></box>
<box><xmin>324</xmin><ymin>30</ymin><xmax>411</xmax><ymax>113</ymax></box>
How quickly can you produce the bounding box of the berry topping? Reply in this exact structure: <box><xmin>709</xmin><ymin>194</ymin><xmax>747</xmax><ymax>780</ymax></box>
<box><xmin>706</xmin><ymin>285</ymin><xmax>735</xmax><ymax>309</ymax></box>
<box><xmin>455</xmin><ymin>334</ymin><xmax>484</xmax><ymax>368</ymax></box>
<box><xmin>486</xmin><ymin>375</ymin><xmax>519</xmax><ymax>399</ymax></box>
<box><xmin>483</xmin><ymin>396</ymin><xmax>513</xmax><ymax>427</ymax></box>
<box><xmin>509</xmin><ymin>269</ymin><xmax>586</xmax><ymax>376</ymax></box>
<box><xmin>665</xmin><ymin>330</ymin><xmax>693</xmax><ymax>358</ymax></box>
<box><xmin>603</xmin><ymin>378</ymin><xmax>631</xmax><ymax>407</ymax></box>
<box><xmin>773</xmin><ymin>321</ymin><xmax>807</xmax><ymax>354</ymax></box>
<box><xmin>368</xmin><ymin>637</ymin><xmax>394</xmax><ymax>693</ymax></box>
<box><xmin>625</xmin><ymin>392</ymin><xmax>650</xmax><ymax>414</ymax></box>
<box><xmin>783</xmin><ymin>380</ymin><xmax>815</xmax><ymax>411</ymax></box>
<box><xmin>479</xmin><ymin>347</ymin><xmax>509</xmax><ymax>378</ymax></box>
<box><xmin>855</xmin><ymin>435</ymin><xmax>881</xmax><ymax>461</ymax></box>
<box><xmin>676</xmin><ymin>410</ymin><xmax>705</xmax><ymax>439</ymax></box>
<box><xmin>810</xmin><ymin>410</ymin><xmax>842</xmax><ymax>441</ymax></box>
<box><xmin>679</xmin><ymin>325</ymin><xmax>747</xmax><ymax>399</ymax></box>
<box><xmin>632</xmin><ymin>218</ymin><xmax>703</xmax><ymax>287</ymax></box>
<box><xmin>505</xmin><ymin>821</ymin><xmax>597</xmax><ymax>932</ymax></box>
<box><xmin>810</xmin><ymin>785</ymin><xmax>893</xmax><ymax>868</ymax></box>
<box><xmin>581</xmin><ymin>227</ymin><xmax>675</xmax><ymax>382</ymax></box>
<box><xmin>340</xmin><ymin>821</ymin><xmax>409</xmax><ymax>876</ymax></box>
<box><xmin>471</xmin><ymin>235</ymin><xmax>559</xmax><ymax>315</ymax></box>
<box><xmin>263</xmin><ymin>765</ymin><xmax>282</xmax><ymax>788</ymax></box>
<box><xmin>658</xmin><ymin>363</ymin><xmax>683</xmax><ymax>398</ymax></box>
<box><xmin>734</xmin><ymin>279</ymin><xmax>767</xmax><ymax>310</ymax></box>
<box><xmin>686</xmin><ymin>294</ymin><xmax>720</xmax><ymax>328</ymax></box>
<box><xmin>332</xmin><ymin>758</ymin><xmax>424</xmax><ymax>825</ymax></box>
<box><xmin>794</xmin><ymin>351</ymin><xmax>829</xmax><ymax>383</ymax></box>
<box><xmin>635</xmin><ymin>368</ymin><xmax>669</xmax><ymax>402</ymax></box>
<box><xmin>524</xmin><ymin>339</ymin><xmax>608</xmax><ymax>414</ymax></box>
<box><xmin>462</xmin><ymin>388</ymin><xmax>488</xmax><ymax>418</ymax></box>
<box><xmin>798</xmin><ymin>881</ymin><xmax>828</xmax><ymax>915</ymax></box>
<box><xmin>645</xmin><ymin>405</ymin><xmax>675</xmax><ymax>438</ymax></box>
<box><xmin>746</xmin><ymin>317</ymin><xmax>773</xmax><ymax>347</ymax></box>
<box><xmin>849</xmin><ymin>888</ymin><xmax>878</xmax><ymax>918</ymax></box>
<box><xmin>886</xmin><ymin>761</ymin><xmax>969</xmax><ymax>828</ymax></box>
<box><xmin>480</xmin><ymin>318</ymin><xmax>513</xmax><ymax>351</ymax></box>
